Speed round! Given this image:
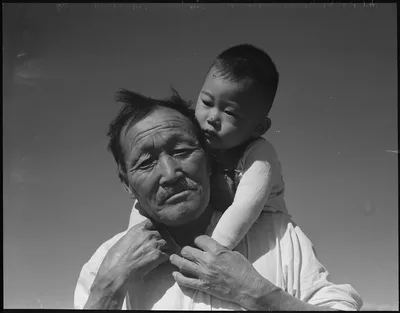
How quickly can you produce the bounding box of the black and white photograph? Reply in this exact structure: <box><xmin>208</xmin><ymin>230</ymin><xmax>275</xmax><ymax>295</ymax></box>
<box><xmin>3</xmin><ymin>3</ymin><xmax>397</xmax><ymax>310</ymax></box>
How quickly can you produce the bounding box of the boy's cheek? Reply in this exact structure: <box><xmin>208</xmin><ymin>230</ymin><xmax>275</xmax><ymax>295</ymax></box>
<box><xmin>194</xmin><ymin>106</ymin><xmax>206</xmax><ymax>121</ymax></box>
<box><xmin>194</xmin><ymin>111</ymin><xmax>203</xmax><ymax>124</ymax></box>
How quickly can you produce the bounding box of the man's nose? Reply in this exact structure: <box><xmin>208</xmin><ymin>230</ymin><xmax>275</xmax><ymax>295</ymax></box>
<box><xmin>207</xmin><ymin>109</ymin><xmax>221</xmax><ymax>130</ymax></box>
<box><xmin>158</xmin><ymin>154</ymin><xmax>183</xmax><ymax>186</ymax></box>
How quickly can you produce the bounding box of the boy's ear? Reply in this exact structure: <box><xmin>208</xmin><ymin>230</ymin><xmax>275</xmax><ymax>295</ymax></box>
<box><xmin>253</xmin><ymin>117</ymin><xmax>271</xmax><ymax>137</ymax></box>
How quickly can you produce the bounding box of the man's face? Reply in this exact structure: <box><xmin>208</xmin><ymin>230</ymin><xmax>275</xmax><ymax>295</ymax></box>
<box><xmin>121</xmin><ymin>107</ymin><xmax>211</xmax><ymax>226</ymax></box>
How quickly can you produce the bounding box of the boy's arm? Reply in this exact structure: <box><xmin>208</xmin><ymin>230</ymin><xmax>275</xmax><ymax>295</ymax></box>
<box><xmin>211</xmin><ymin>139</ymin><xmax>280</xmax><ymax>249</ymax></box>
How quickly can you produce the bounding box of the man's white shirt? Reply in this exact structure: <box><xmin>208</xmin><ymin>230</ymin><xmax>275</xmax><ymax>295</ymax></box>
<box><xmin>74</xmin><ymin>206</ymin><xmax>362</xmax><ymax>310</ymax></box>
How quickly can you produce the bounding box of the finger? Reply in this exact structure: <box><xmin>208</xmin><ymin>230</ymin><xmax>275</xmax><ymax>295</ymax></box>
<box><xmin>170</xmin><ymin>254</ymin><xmax>200</xmax><ymax>277</ymax></box>
<box><xmin>142</xmin><ymin>219</ymin><xmax>157</xmax><ymax>230</ymax></box>
<box><xmin>133</xmin><ymin>226</ymin><xmax>163</xmax><ymax>242</ymax></box>
<box><xmin>128</xmin><ymin>218</ymin><xmax>154</xmax><ymax>233</ymax></box>
<box><xmin>159</xmin><ymin>239</ymin><xmax>182</xmax><ymax>256</ymax></box>
<box><xmin>157</xmin><ymin>224</ymin><xmax>182</xmax><ymax>255</ymax></box>
<box><xmin>180</xmin><ymin>245</ymin><xmax>205</xmax><ymax>262</ymax></box>
<box><xmin>142</xmin><ymin>250</ymin><xmax>170</xmax><ymax>276</ymax></box>
<box><xmin>157</xmin><ymin>239</ymin><xmax>168</xmax><ymax>250</ymax></box>
<box><xmin>193</xmin><ymin>235</ymin><xmax>224</xmax><ymax>253</ymax></box>
<box><xmin>146</xmin><ymin>229</ymin><xmax>164</xmax><ymax>239</ymax></box>
<box><xmin>125</xmin><ymin>226</ymin><xmax>161</xmax><ymax>245</ymax></box>
<box><xmin>172</xmin><ymin>271</ymin><xmax>205</xmax><ymax>291</ymax></box>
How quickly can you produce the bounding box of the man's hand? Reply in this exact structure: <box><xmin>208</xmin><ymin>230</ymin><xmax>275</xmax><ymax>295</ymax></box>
<box><xmin>85</xmin><ymin>219</ymin><xmax>179</xmax><ymax>309</ymax></box>
<box><xmin>169</xmin><ymin>235</ymin><xmax>267</xmax><ymax>309</ymax></box>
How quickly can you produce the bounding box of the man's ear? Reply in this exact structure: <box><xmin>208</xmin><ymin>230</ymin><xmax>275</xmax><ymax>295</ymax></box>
<box><xmin>118</xmin><ymin>170</ymin><xmax>136</xmax><ymax>199</ymax></box>
<box><xmin>253</xmin><ymin>117</ymin><xmax>271</xmax><ymax>137</ymax></box>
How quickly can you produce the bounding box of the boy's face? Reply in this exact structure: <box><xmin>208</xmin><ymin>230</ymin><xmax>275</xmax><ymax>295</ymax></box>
<box><xmin>195</xmin><ymin>67</ymin><xmax>265</xmax><ymax>150</ymax></box>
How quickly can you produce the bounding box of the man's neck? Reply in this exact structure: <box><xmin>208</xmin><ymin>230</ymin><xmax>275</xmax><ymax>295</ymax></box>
<box><xmin>166</xmin><ymin>204</ymin><xmax>214</xmax><ymax>248</ymax></box>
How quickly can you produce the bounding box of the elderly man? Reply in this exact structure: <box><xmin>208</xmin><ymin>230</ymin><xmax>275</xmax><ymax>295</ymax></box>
<box><xmin>74</xmin><ymin>89</ymin><xmax>362</xmax><ymax>310</ymax></box>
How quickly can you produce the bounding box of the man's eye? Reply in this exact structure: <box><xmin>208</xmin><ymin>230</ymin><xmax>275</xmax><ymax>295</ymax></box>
<box><xmin>137</xmin><ymin>159</ymin><xmax>156</xmax><ymax>169</ymax></box>
<box><xmin>174</xmin><ymin>149</ymin><xmax>193</xmax><ymax>157</ymax></box>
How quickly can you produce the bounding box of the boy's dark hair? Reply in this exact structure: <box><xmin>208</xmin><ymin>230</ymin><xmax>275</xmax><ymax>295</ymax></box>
<box><xmin>107</xmin><ymin>88</ymin><xmax>206</xmax><ymax>182</ymax></box>
<box><xmin>211</xmin><ymin>44</ymin><xmax>279</xmax><ymax>116</ymax></box>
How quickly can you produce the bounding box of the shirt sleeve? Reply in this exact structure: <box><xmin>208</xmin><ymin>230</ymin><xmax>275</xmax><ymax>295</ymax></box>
<box><xmin>211</xmin><ymin>139</ymin><xmax>280</xmax><ymax>249</ymax></box>
<box><xmin>280</xmin><ymin>220</ymin><xmax>363</xmax><ymax>311</ymax></box>
<box><xmin>73</xmin><ymin>232</ymin><xmax>128</xmax><ymax>309</ymax></box>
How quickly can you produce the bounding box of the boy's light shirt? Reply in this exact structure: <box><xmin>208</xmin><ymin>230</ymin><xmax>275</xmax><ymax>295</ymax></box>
<box><xmin>235</xmin><ymin>137</ymin><xmax>288</xmax><ymax>215</ymax></box>
<box><xmin>75</xmin><ymin>208</ymin><xmax>362</xmax><ymax>310</ymax></box>
<box><xmin>210</xmin><ymin>137</ymin><xmax>289</xmax><ymax>249</ymax></box>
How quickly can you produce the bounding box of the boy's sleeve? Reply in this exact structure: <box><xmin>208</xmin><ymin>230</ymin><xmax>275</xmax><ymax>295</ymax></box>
<box><xmin>233</xmin><ymin>138</ymin><xmax>281</xmax><ymax>209</ymax></box>
<box><xmin>211</xmin><ymin>139</ymin><xmax>280</xmax><ymax>249</ymax></box>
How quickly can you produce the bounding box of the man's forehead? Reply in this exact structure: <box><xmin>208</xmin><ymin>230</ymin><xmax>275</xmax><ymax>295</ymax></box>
<box><xmin>129</xmin><ymin>120</ymin><xmax>196</xmax><ymax>139</ymax></box>
<box><xmin>121</xmin><ymin>109</ymin><xmax>198</xmax><ymax>150</ymax></box>
<box><xmin>135</xmin><ymin>115</ymin><xmax>193</xmax><ymax>132</ymax></box>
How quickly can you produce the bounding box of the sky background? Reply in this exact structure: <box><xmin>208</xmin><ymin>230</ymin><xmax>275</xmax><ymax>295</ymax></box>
<box><xmin>3</xmin><ymin>3</ymin><xmax>398</xmax><ymax>310</ymax></box>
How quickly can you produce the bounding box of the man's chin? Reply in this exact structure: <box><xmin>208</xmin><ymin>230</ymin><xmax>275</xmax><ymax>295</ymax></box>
<box><xmin>157</xmin><ymin>201</ymin><xmax>206</xmax><ymax>227</ymax></box>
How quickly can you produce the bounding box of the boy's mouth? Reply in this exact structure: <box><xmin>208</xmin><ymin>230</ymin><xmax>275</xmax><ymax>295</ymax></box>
<box><xmin>203</xmin><ymin>129</ymin><xmax>219</xmax><ymax>140</ymax></box>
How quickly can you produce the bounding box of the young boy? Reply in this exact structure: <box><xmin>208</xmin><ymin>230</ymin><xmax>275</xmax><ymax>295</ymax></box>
<box><xmin>194</xmin><ymin>44</ymin><xmax>288</xmax><ymax>249</ymax></box>
<box><xmin>129</xmin><ymin>44</ymin><xmax>288</xmax><ymax>250</ymax></box>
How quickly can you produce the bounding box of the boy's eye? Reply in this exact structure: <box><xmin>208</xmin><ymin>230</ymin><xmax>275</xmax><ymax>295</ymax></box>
<box><xmin>225</xmin><ymin>111</ymin><xmax>237</xmax><ymax>118</ymax></box>
<box><xmin>202</xmin><ymin>100</ymin><xmax>212</xmax><ymax>107</ymax></box>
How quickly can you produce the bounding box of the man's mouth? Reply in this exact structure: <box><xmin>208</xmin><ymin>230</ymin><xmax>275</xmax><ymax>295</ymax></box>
<box><xmin>164</xmin><ymin>190</ymin><xmax>192</xmax><ymax>204</ymax></box>
<box><xmin>160</xmin><ymin>186</ymin><xmax>197</xmax><ymax>205</ymax></box>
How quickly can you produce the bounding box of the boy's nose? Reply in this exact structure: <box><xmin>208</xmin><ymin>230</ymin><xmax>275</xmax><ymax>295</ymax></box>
<box><xmin>207</xmin><ymin>114</ymin><xmax>221</xmax><ymax>130</ymax></box>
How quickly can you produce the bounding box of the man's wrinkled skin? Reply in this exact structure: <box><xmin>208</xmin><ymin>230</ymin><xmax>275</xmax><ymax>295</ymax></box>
<box><xmin>84</xmin><ymin>108</ymin><xmax>212</xmax><ymax>309</ymax></box>
<box><xmin>85</xmin><ymin>220</ymin><xmax>170</xmax><ymax>309</ymax></box>
<box><xmin>170</xmin><ymin>235</ymin><xmax>338</xmax><ymax>311</ymax></box>
<box><xmin>170</xmin><ymin>235</ymin><xmax>267</xmax><ymax>309</ymax></box>
<box><xmin>120</xmin><ymin>107</ymin><xmax>211</xmax><ymax>227</ymax></box>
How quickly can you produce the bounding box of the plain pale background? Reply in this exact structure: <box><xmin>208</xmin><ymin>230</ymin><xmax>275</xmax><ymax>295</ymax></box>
<box><xmin>3</xmin><ymin>3</ymin><xmax>398</xmax><ymax>310</ymax></box>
